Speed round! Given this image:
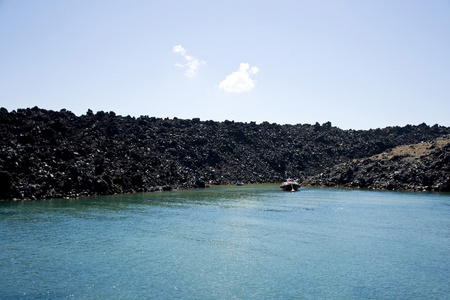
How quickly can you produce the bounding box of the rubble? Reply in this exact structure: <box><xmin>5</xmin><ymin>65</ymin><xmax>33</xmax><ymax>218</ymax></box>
<box><xmin>1</xmin><ymin>106</ymin><xmax>449</xmax><ymax>200</ymax></box>
<box><xmin>303</xmin><ymin>136</ymin><xmax>450</xmax><ymax>192</ymax></box>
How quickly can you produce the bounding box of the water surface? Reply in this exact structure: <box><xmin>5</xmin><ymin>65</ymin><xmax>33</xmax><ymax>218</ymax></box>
<box><xmin>1</xmin><ymin>185</ymin><xmax>449</xmax><ymax>299</ymax></box>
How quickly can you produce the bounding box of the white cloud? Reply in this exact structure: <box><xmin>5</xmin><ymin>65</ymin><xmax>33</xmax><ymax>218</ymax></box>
<box><xmin>173</xmin><ymin>45</ymin><xmax>205</xmax><ymax>78</ymax></box>
<box><xmin>173</xmin><ymin>44</ymin><xmax>186</xmax><ymax>56</ymax></box>
<box><xmin>219</xmin><ymin>63</ymin><xmax>259</xmax><ymax>93</ymax></box>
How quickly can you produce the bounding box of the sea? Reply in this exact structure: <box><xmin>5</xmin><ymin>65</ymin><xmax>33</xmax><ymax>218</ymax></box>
<box><xmin>1</xmin><ymin>185</ymin><xmax>449</xmax><ymax>299</ymax></box>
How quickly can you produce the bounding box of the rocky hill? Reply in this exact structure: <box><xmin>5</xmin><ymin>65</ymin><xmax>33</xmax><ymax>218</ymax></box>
<box><xmin>1</xmin><ymin>107</ymin><xmax>449</xmax><ymax>200</ymax></box>
<box><xmin>303</xmin><ymin>135</ymin><xmax>450</xmax><ymax>191</ymax></box>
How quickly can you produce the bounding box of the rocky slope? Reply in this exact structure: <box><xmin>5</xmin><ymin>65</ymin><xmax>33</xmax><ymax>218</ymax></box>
<box><xmin>1</xmin><ymin>106</ymin><xmax>449</xmax><ymax>200</ymax></box>
<box><xmin>303</xmin><ymin>135</ymin><xmax>450</xmax><ymax>191</ymax></box>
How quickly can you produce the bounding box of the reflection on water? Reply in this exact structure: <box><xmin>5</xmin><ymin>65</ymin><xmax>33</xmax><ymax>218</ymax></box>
<box><xmin>1</xmin><ymin>185</ymin><xmax>449</xmax><ymax>299</ymax></box>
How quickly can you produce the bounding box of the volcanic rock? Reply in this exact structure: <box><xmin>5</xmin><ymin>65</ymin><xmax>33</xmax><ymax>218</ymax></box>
<box><xmin>1</xmin><ymin>106</ymin><xmax>449</xmax><ymax>200</ymax></box>
<box><xmin>303</xmin><ymin>135</ymin><xmax>450</xmax><ymax>192</ymax></box>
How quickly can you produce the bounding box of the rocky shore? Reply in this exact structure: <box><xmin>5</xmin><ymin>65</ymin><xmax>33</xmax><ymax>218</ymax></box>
<box><xmin>303</xmin><ymin>135</ymin><xmax>450</xmax><ymax>192</ymax></box>
<box><xmin>1</xmin><ymin>107</ymin><xmax>449</xmax><ymax>200</ymax></box>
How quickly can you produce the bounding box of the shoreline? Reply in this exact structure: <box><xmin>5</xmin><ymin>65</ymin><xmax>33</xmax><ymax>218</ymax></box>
<box><xmin>3</xmin><ymin>182</ymin><xmax>448</xmax><ymax>203</ymax></box>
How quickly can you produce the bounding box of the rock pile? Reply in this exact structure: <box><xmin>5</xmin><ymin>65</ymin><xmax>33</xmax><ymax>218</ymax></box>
<box><xmin>1</xmin><ymin>106</ymin><xmax>449</xmax><ymax>200</ymax></box>
<box><xmin>303</xmin><ymin>135</ymin><xmax>450</xmax><ymax>191</ymax></box>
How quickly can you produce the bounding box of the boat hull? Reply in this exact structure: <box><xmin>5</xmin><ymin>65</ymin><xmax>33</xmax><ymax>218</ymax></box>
<box><xmin>280</xmin><ymin>182</ymin><xmax>300</xmax><ymax>191</ymax></box>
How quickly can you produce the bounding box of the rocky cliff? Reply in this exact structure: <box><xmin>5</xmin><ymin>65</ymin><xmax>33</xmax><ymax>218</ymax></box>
<box><xmin>303</xmin><ymin>135</ymin><xmax>450</xmax><ymax>192</ymax></box>
<box><xmin>1</xmin><ymin>106</ymin><xmax>449</xmax><ymax>200</ymax></box>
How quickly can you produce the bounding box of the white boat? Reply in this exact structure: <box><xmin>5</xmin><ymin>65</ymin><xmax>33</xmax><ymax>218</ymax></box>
<box><xmin>280</xmin><ymin>179</ymin><xmax>300</xmax><ymax>192</ymax></box>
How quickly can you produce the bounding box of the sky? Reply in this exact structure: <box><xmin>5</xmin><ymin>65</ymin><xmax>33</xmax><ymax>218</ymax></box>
<box><xmin>0</xmin><ymin>0</ymin><xmax>449</xmax><ymax>130</ymax></box>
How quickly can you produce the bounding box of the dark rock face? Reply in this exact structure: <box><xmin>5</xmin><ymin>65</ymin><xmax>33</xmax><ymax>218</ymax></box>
<box><xmin>303</xmin><ymin>136</ymin><xmax>450</xmax><ymax>192</ymax></box>
<box><xmin>1</xmin><ymin>106</ymin><xmax>449</xmax><ymax>200</ymax></box>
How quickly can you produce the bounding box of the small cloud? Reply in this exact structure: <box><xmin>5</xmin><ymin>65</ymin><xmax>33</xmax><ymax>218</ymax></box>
<box><xmin>219</xmin><ymin>63</ymin><xmax>259</xmax><ymax>93</ymax></box>
<box><xmin>173</xmin><ymin>45</ymin><xmax>186</xmax><ymax>56</ymax></box>
<box><xmin>173</xmin><ymin>45</ymin><xmax>205</xmax><ymax>78</ymax></box>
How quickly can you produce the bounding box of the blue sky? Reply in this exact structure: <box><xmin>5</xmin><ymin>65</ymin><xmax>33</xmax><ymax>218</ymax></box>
<box><xmin>1</xmin><ymin>0</ymin><xmax>449</xmax><ymax>130</ymax></box>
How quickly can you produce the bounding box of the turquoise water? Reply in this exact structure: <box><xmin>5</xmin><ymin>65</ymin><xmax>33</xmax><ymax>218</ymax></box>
<box><xmin>1</xmin><ymin>185</ymin><xmax>449</xmax><ymax>299</ymax></box>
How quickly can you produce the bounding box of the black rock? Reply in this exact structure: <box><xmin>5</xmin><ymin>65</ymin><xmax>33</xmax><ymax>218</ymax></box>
<box><xmin>303</xmin><ymin>136</ymin><xmax>450</xmax><ymax>192</ymax></box>
<box><xmin>1</xmin><ymin>106</ymin><xmax>449</xmax><ymax>200</ymax></box>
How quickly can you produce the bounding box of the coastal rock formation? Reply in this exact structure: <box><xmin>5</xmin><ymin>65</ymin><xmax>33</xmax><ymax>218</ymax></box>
<box><xmin>303</xmin><ymin>136</ymin><xmax>450</xmax><ymax>192</ymax></box>
<box><xmin>1</xmin><ymin>106</ymin><xmax>449</xmax><ymax>200</ymax></box>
